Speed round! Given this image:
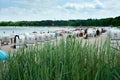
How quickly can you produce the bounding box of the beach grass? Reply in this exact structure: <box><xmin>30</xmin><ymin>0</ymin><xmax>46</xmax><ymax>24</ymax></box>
<box><xmin>0</xmin><ymin>37</ymin><xmax>120</xmax><ymax>80</ymax></box>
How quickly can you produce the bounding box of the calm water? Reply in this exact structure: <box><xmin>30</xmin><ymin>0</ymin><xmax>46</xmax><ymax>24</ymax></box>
<box><xmin>0</xmin><ymin>26</ymin><xmax>74</xmax><ymax>37</ymax></box>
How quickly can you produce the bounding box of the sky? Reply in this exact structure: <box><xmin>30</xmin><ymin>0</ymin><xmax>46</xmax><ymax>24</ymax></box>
<box><xmin>0</xmin><ymin>0</ymin><xmax>120</xmax><ymax>21</ymax></box>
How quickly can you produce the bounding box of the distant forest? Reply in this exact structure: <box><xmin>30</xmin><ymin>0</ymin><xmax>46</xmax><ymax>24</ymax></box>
<box><xmin>0</xmin><ymin>16</ymin><xmax>120</xmax><ymax>27</ymax></box>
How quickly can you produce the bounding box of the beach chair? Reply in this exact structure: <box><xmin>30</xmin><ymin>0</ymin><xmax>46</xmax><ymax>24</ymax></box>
<box><xmin>1</xmin><ymin>37</ymin><xmax>10</xmax><ymax>46</ymax></box>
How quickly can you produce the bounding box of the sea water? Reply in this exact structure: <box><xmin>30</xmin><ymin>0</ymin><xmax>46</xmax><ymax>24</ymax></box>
<box><xmin>0</xmin><ymin>26</ymin><xmax>74</xmax><ymax>37</ymax></box>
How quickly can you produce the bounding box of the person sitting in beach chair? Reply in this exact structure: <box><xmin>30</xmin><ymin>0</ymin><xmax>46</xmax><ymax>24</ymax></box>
<box><xmin>83</xmin><ymin>34</ymin><xmax>88</xmax><ymax>39</ymax></box>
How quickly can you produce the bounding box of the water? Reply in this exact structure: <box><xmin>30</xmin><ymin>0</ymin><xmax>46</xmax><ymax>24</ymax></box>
<box><xmin>0</xmin><ymin>26</ymin><xmax>74</xmax><ymax>37</ymax></box>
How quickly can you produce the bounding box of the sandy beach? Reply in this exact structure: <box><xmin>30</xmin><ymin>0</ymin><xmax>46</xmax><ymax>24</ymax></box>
<box><xmin>0</xmin><ymin>32</ymin><xmax>108</xmax><ymax>54</ymax></box>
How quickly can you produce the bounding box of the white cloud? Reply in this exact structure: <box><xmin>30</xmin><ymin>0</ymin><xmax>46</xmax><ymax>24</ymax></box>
<box><xmin>0</xmin><ymin>0</ymin><xmax>120</xmax><ymax>21</ymax></box>
<box><xmin>63</xmin><ymin>3</ymin><xmax>95</xmax><ymax>10</ymax></box>
<box><xmin>95</xmin><ymin>0</ymin><xmax>105</xmax><ymax>8</ymax></box>
<box><xmin>59</xmin><ymin>0</ymin><xmax>106</xmax><ymax>11</ymax></box>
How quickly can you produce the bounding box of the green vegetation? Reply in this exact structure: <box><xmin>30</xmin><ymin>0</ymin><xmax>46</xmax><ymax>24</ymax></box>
<box><xmin>0</xmin><ymin>38</ymin><xmax>120</xmax><ymax>80</ymax></box>
<box><xmin>0</xmin><ymin>16</ymin><xmax>120</xmax><ymax>26</ymax></box>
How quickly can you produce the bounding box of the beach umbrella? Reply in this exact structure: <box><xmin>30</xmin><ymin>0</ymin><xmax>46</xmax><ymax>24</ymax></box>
<box><xmin>0</xmin><ymin>50</ymin><xmax>8</xmax><ymax>60</ymax></box>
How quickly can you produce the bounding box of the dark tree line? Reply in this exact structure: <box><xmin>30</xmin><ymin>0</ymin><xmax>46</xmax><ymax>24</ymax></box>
<box><xmin>0</xmin><ymin>16</ymin><xmax>120</xmax><ymax>27</ymax></box>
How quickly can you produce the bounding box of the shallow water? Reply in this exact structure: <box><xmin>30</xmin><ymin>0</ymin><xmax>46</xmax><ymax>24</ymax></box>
<box><xmin>0</xmin><ymin>26</ymin><xmax>74</xmax><ymax>37</ymax></box>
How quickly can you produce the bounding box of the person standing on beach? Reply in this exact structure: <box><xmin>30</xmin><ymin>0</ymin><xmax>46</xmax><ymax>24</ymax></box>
<box><xmin>96</xmin><ymin>29</ymin><xmax>100</xmax><ymax>36</ymax></box>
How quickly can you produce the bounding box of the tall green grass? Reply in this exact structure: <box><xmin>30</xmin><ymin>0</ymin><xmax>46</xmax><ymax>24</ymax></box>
<box><xmin>0</xmin><ymin>38</ymin><xmax>120</xmax><ymax>80</ymax></box>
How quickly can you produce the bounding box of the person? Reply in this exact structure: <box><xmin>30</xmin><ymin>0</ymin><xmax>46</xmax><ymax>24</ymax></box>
<box><xmin>96</xmin><ymin>29</ymin><xmax>100</xmax><ymax>36</ymax></box>
<box><xmin>12</xmin><ymin>31</ymin><xmax>14</xmax><ymax>33</ymax></box>
<box><xmin>48</xmin><ymin>31</ymin><xmax>49</xmax><ymax>33</ymax></box>
<box><xmin>83</xmin><ymin>34</ymin><xmax>88</xmax><ymax>39</ymax></box>
<box><xmin>10</xmin><ymin>31</ymin><xmax>14</xmax><ymax>44</ymax></box>
<box><xmin>3</xmin><ymin>31</ymin><xmax>5</xmax><ymax>34</ymax></box>
<box><xmin>84</xmin><ymin>29</ymin><xmax>87</xmax><ymax>35</ymax></box>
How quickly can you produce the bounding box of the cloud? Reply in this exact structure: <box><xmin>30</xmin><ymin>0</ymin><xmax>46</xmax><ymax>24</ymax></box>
<box><xmin>0</xmin><ymin>0</ymin><xmax>120</xmax><ymax>21</ymax></box>
<box><xmin>59</xmin><ymin>0</ymin><xmax>106</xmax><ymax>11</ymax></box>
<box><xmin>64</xmin><ymin>3</ymin><xmax>95</xmax><ymax>10</ymax></box>
<box><xmin>95</xmin><ymin>0</ymin><xmax>105</xmax><ymax>9</ymax></box>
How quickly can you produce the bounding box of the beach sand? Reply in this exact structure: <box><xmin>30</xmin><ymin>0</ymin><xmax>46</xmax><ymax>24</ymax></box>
<box><xmin>0</xmin><ymin>32</ymin><xmax>108</xmax><ymax>54</ymax></box>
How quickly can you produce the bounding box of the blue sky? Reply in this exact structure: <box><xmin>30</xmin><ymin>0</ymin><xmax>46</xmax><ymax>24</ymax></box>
<box><xmin>0</xmin><ymin>0</ymin><xmax>120</xmax><ymax>21</ymax></box>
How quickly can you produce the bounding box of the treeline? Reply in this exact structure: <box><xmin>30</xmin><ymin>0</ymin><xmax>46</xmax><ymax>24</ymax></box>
<box><xmin>0</xmin><ymin>16</ymin><xmax>120</xmax><ymax>26</ymax></box>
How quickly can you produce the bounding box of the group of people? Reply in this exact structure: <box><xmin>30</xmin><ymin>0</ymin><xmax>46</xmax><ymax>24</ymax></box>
<box><xmin>83</xmin><ymin>29</ymin><xmax>101</xmax><ymax>39</ymax></box>
<box><xmin>67</xmin><ymin>28</ymin><xmax>106</xmax><ymax>39</ymax></box>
